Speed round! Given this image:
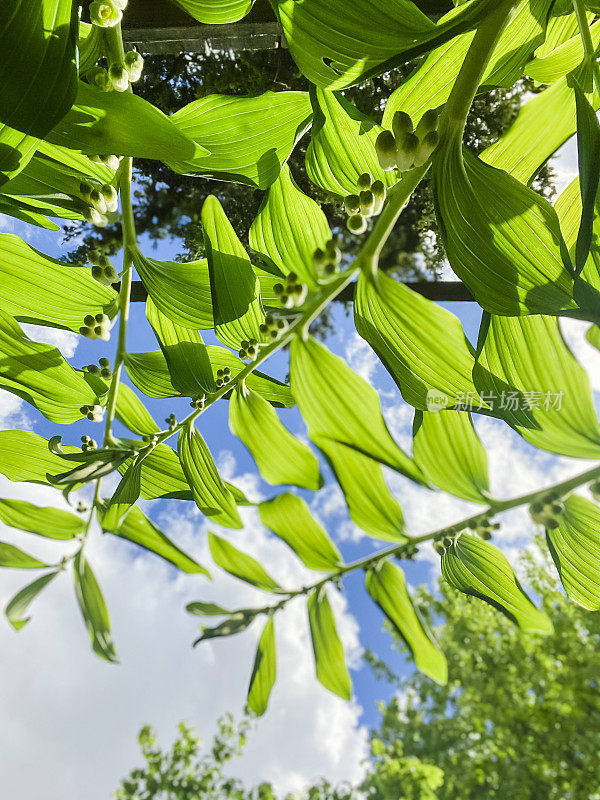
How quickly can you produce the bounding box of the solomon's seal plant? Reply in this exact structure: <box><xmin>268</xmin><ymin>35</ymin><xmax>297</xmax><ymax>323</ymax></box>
<box><xmin>1</xmin><ymin>0</ymin><xmax>600</xmax><ymax>717</ymax></box>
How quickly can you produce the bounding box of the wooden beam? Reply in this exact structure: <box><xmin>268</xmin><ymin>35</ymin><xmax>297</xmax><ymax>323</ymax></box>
<box><xmin>125</xmin><ymin>280</ymin><xmax>475</xmax><ymax>303</ymax></box>
<box><xmin>123</xmin><ymin>22</ymin><xmax>283</xmax><ymax>54</ymax></box>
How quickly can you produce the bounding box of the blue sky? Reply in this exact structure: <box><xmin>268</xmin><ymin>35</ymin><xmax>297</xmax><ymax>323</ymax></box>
<box><xmin>1</xmin><ymin>139</ymin><xmax>600</xmax><ymax>799</ymax></box>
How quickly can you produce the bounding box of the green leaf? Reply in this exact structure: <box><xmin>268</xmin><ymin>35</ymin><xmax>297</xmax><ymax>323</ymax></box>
<box><xmin>103</xmin><ymin>462</ymin><xmax>142</xmax><ymax>531</ymax></box>
<box><xmin>0</xmin><ymin>195</ymin><xmax>58</xmax><ymax>229</ymax></box>
<box><xmin>115</xmin><ymin>384</ymin><xmax>160</xmax><ymax>437</ymax></box>
<box><xmin>230</xmin><ymin>384</ymin><xmax>322</xmax><ymax>490</ymax></box>
<box><xmin>290</xmin><ymin>336</ymin><xmax>424</xmax><ymax>483</ymax></box>
<box><xmin>0</xmin><ymin>309</ymin><xmax>105</xmax><ymax>423</ymax></box>
<box><xmin>317</xmin><ymin>440</ymin><xmax>407</xmax><ymax>541</ymax></box>
<box><xmin>474</xmin><ymin>313</ymin><xmax>600</xmax><ymax>458</ymax></box>
<box><xmin>102</xmin><ymin>504</ymin><xmax>209</xmax><ymax>576</ymax></box>
<box><xmin>249</xmin><ymin>164</ymin><xmax>330</xmax><ymax>288</ymax></box>
<box><xmin>0</xmin><ymin>0</ymin><xmax>78</xmax><ymax>137</ymax></box>
<box><xmin>413</xmin><ymin>411</ymin><xmax>490</xmax><ymax>504</ymax></box>
<box><xmin>0</xmin><ymin>498</ymin><xmax>84</xmax><ymax>540</ymax></box>
<box><xmin>0</xmin><ymin>430</ymin><xmax>81</xmax><ymax>486</ymax></box>
<box><xmin>306</xmin><ymin>88</ymin><xmax>397</xmax><ymax>197</ymax></box>
<box><xmin>526</xmin><ymin>17</ymin><xmax>600</xmax><ymax>83</ymax></box>
<box><xmin>73</xmin><ymin>552</ymin><xmax>117</xmax><ymax>663</ymax></box>
<box><xmin>441</xmin><ymin>533</ymin><xmax>553</xmax><ymax>634</ymax></box>
<box><xmin>124</xmin><ymin>348</ymin><xmax>294</xmax><ymax>406</ymax></box>
<box><xmin>208</xmin><ymin>532</ymin><xmax>282</xmax><ymax>592</ymax></box>
<box><xmin>258</xmin><ymin>493</ymin><xmax>342</xmax><ymax>571</ymax></box>
<box><xmin>307</xmin><ymin>588</ymin><xmax>352</xmax><ymax>700</ymax></box>
<box><xmin>432</xmin><ymin>145</ymin><xmax>575</xmax><ymax>315</ymax></box>
<box><xmin>167</xmin><ymin>92</ymin><xmax>312</xmax><ymax>189</ymax></box>
<box><xmin>574</xmin><ymin>83</ymin><xmax>600</xmax><ymax>274</ymax></box>
<box><xmin>202</xmin><ymin>195</ymin><xmax>265</xmax><ymax>350</ymax></box>
<box><xmin>247</xmin><ymin>616</ymin><xmax>276</xmax><ymax>716</ymax></box>
<box><xmin>47</xmin><ymin>80</ymin><xmax>200</xmax><ymax>162</ymax></box>
<box><xmin>178</xmin><ymin>423</ymin><xmax>242</xmax><ymax>528</ymax></box>
<box><xmin>546</xmin><ymin>494</ymin><xmax>600</xmax><ymax>611</ymax></box>
<box><xmin>0</xmin><ymin>541</ymin><xmax>48</xmax><ymax>569</ymax></box>
<box><xmin>187</xmin><ymin>601</ymin><xmax>232</xmax><ymax>616</ymax></box>
<box><xmin>553</xmin><ymin>176</ymin><xmax>600</xmax><ymax>295</ymax></box>
<box><xmin>0</xmin><ymin>233</ymin><xmax>117</xmax><ymax>331</ymax></box>
<box><xmin>119</xmin><ymin>444</ymin><xmax>193</xmax><ymax>501</ymax></box>
<box><xmin>0</xmin><ymin>123</ymin><xmax>38</xmax><ymax>186</ymax></box>
<box><xmin>132</xmin><ymin>250</ymin><xmax>213</xmax><ymax>330</ymax></box>
<box><xmin>481</xmin><ymin>64</ymin><xmax>599</xmax><ymax>184</ymax></box>
<box><xmin>382</xmin><ymin>0</ymin><xmax>553</xmax><ymax>130</ymax></box>
<box><xmin>5</xmin><ymin>571</ymin><xmax>58</xmax><ymax>630</ymax></box>
<box><xmin>147</xmin><ymin>297</ymin><xmax>215</xmax><ymax>396</ymax></box>
<box><xmin>366</xmin><ymin>561</ymin><xmax>447</xmax><ymax>684</ymax></box>
<box><xmin>354</xmin><ymin>269</ymin><xmax>480</xmax><ymax>411</ymax></box>
<box><xmin>170</xmin><ymin>0</ymin><xmax>254</xmax><ymax>23</ymax></box>
<box><xmin>587</xmin><ymin>323</ymin><xmax>600</xmax><ymax>350</ymax></box>
<box><xmin>272</xmin><ymin>0</ymin><xmax>497</xmax><ymax>89</ymax></box>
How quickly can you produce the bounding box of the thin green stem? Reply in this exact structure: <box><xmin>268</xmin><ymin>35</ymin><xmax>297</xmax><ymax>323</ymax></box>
<box><xmin>438</xmin><ymin>0</ymin><xmax>516</xmax><ymax>141</ymax></box>
<box><xmin>573</xmin><ymin>0</ymin><xmax>600</xmax><ymax>97</ymax></box>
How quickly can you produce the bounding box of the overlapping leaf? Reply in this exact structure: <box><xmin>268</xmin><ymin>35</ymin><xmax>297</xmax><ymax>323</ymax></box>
<box><xmin>306</xmin><ymin>88</ymin><xmax>397</xmax><ymax>197</ymax></box>
<box><xmin>0</xmin><ymin>234</ymin><xmax>117</xmax><ymax>330</ymax></box>
<box><xmin>526</xmin><ymin>16</ymin><xmax>600</xmax><ymax>83</ymax></box>
<box><xmin>0</xmin><ymin>309</ymin><xmax>106</xmax><ymax>424</ymax></box>
<box><xmin>115</xmin><ymin>384</ymin><xmax>160</xmax><ymax>437</ymax></box>
<box><xmin>413</xmin><ymin>411</ymin><xmax>490</xmax><ymax>504</ymax></box>
<box><xmin>546</xmin><ymin>494</ymin><xmax>600</xmax><ymax>610</ymax></box>
<box><xmin>0</xmin><ymin>0</ymin><xmax>78</xmax><ymax>137</ymax></box>
<box><xmin>170</xmin><ymin>0</ymin><xmax>254</xmax><ymax>23</ymax></box>
<box><xmin>178</xmin><ymin>424</ymin><xmax>242</xmax><ymax>528</ymax></box>
<box><xmin>230</xmin><ymin>385</ymin><xmax>322</xmax><ymax>490</ymax></box>
<box><xmin>354</xmin><ymin>270</ymin><xmax>480</xmax><ymax>411</ymax></box>
<box><xmin>208</xmin><ymin>532</ymin><xmax>282</xmax><ymax>591</ymax></box>
<box><xmin>119</xmin><ymin>444</ymin><xmax>193</xmax><ymax>501</ymax></box>
<box><xmin>474</xmin><ymin>313</ymin><xmax>600</xmax><ymax>458</ymax></box>
<box><xmin>73</xmin><ymin>552</ymin><xmax>117</xmax><ymax>663</ymax></box>
<box><xmin>133</xmin><ymin>251</ymin><xmax>213</xmax><ymax>330</ymax></box>
<box><xmin>202</xmin><ymin>195</ymin><xmax>265</xmax><ymax>349</ymax></box>
<box><xmin>0</xmin><ymin>124</ymin><xmax>38</xmax><ymax>186</ymax></box>
<box><xmin>307</xmin><ymin>588</ymin><xmax>352</xmax><ymax>699</ymax></box>
<box><xmin>167</xmin><ymin>92</ymin><xmax>312</xmax><ymax>189</ymax></box>
<box><xmin>5</xmin><ymin>571</ymin><xmax>58</xmax><ymax>630</ymax></box>
<box><xmin>258</xmin><ymin>493</ymin><xmax>342</xmax><ymax>571</ymax></box>
<box><xmin>249</xmin><ymin>164</ymin><xmax>330</xmax><ymax>287</ymax></box>
<box><xmin>366</xmin><ymin>561</ymin><xmax>447</xmax><ymax>684</ymax></box>
<box><xmin>441</xmin><ymin>533</ymin><xmax>553</xmax><ymax>634</ymax></box>
<box><xmin>0</xmin><ymin>430</ymin><xmax>80</xmax><ymax>486</ymax></box>
<box><xmin>103</xmin><ymin>462</ymin><xmax>143</xmax><ymax>532</ymax></box>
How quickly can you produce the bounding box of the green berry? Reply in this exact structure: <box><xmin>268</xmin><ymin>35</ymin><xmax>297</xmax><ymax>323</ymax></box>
<box><xmin>347</xmin><ymin>213</ymin><xmax>367</xmax><ymax>234</ymax></box>
<box><xmin>359</xmin><ymin>190</ymin><xmax>375</xmax><ymax>217</ymax></box>
<box><xmin>396</xmin><ymin>132</ymin><xmax>419</xmax><ymax>172</ymax></box>
<box><xmin>375</xmin><ymin>130</ymin><xmax>398</xmax><ymax>172</ymax></box>
<box><xmin>392</xmin><ymin>111</ymin><xmax>413</xmax><ymax>139</ymax></box>
<box><xmin>344</xmin><ymin>194</ymin><xmax>360</xmax><ymax>215</ymax></box>
<box><xmin>356</xmin><ymin>173</ymin><xmax>372</xmax><ymax>192</ymax></box>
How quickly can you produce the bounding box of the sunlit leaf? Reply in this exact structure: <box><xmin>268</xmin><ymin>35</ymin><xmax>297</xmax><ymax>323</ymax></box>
<box><xmin>0</xmin><ymin>0</ymin><xmax>78</xmax><ymax>137</ymax></box>
<box><xmin>0</xmin><ymin>541</ymin><xmax>48</xmax><ymax>569</ymax></box>
<box><xmin>115</xmin><ymin>384</ymin><xmax>160</xmax><ymax>437</ymax></box>
<box><xmin>0</xmin><ymin>498</ymin><xmax>84</xmax><ymax>540</ymax></box>
<box><xmin>0</xmin><ymin>309</ymin><xmax>106</xmax><ymax>424</ymax></box>
<box><xmin>73</xmin><ymin>552</ymin><xmax>117</xmax><ymax>663</ymax></box>
<box><xmin>167</xmin><ymin>92</ymin><xmax>312</xmax><ymax>189</ymax></box>
<box><xmin>230</xmin><ymin>384</ymin><xmax>322</xmax><ymax>490</ymax></box>
<box><xmin>526</xmin><ymin>16</ymin><xmax>600</xmax><ymax>83</ymax></box>
<box><xmin>208</xmin><ymin>532</ymin><xmax>282</xmax><ymax>591</ymax></box>
<box><xmin>247</xmin><ymin>616</ymin><xmax>276</xmax><ymax>716</ymax></box>
<box><xmin>119</xmin><ymin>444</ymin><xmax>193</xmax><ymax>501</ymax></box>
<box><xmin>366</xmin><ymin>560</ymin><xmax>447</xmax><ymax>684</ymax></box>
<box><xmin>0</xmin><ymin>124</ymin><xmax>38</xmax><ymax>186</ymax></box>
<box><xmin>413</xmin><ymin>411</ymin><xmax>490</xmax><ymax>504</ymax></box>
<box><xmin>573</xmin><ymin>84</ymin><xmax>600</xmax><ymax>274</ymax></box>
<box><xmin>249</xmin><ymin>164</ymin><xmax>330</xmax><ymax>288</ymax></box>
<box><xmin>441</xmin><ymin>532</ymin><xmax>553</xmax><ymax>634</ymax></box>
<box><xmin>5</xmin><ymin>571</ymin><xmax>58</xmax><ymax>630</ymax></box>
<box><xmin>307</xmin><ymin>587</ymin><xmax>352</xmax><ymax>699</ymax></box>
<box><xmin>103</xmin><ymin>462</ymin><xmax>142</xmax><ymax>531</ymax></box>
<box><xmin>354</xmin><ymin>269</ymin><xmax>480</xmax><ymax>411</ymax></box>
<box><xmin>259</xmin><ymin>493</ymin><xmax>342</xmax><ymax>571</ymax></box>
<box><xmin>546</xmin><ymin>494</ymin><xmax>600</xmax><ymax>610</ymax></box>
<box><xmin>178</xmin><ymin>423</ymin><xmax>242</xmax><ymax>528</ymax></box>
<box><xmin>0</xmin><ymin>234</ymin><xmax>117</xmax><ymax>331</ymax></box>
<box><xmin>0</xmin><ymin>430</ymin><xmax>80</xmax><ymax>486</ymax></box>
<box><xmin>170</xmin><ymin>0</ymin><xmax>254</xmax><ymax>23</ymax></box>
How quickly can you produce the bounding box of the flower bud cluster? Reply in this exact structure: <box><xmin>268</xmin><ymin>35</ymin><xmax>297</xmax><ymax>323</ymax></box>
<box><xmin>259</xmin><ymin>314</ymin><xmax>289</xmax><ymax>342</ymax></box>
<box><xmin>190</xmin><ymin>394</ymin><xmax>206</xmax><ymax>410</ymax></box>
<box><xmin>81</xmin><ymin>435</ymin><xmax>98</xmax><ymax>452</ymax></box>
<box><xmin>89</xmin><ymin>0</ymin><xmax>127</xmax><ymax>28</ymax></box>
<box><xmin>376</xmin><ymin>109</ymin><xmax>439</xmax><ymax>173</ymax></box>
<box><xmin>467</xmin><ymin>516</ymin><xmax>500</xmax><ymax>541</ymax></box>
<box><xmin>79</xmin><ymin>404</ymin><xmax>105</xmax><ymax>422</ymax></box>
<box><xmin>89</xmin><ymin>253</ymin><xmax>118</xmax><ymax>286</ymax></box>
<box><xmin>239</xmin><ymin>338</ymin><xmax>259</xmax><ymax>361</ymax></box>
<box><xmin>313</xmin><ymin>238</ymin><xmax>342</xmax><ymax>279</ymax></box>
<box><xmin>84</xmin><ymin>357</ymin><xmax>112</xmax><ymax>380</ymax></box>
<box><xmin>79</xmin><ymin>313</ymin><xmax>112</xmax><ymax>341</ymax></box>
<box><xmin>433</xmin><ymin>535</ymin><xmax>455</xmax><ymax>556</ymax></box>
<box><xmin>76</xmin><ymin>501</ymin><xmax>88</xmax><ymax>513</ymax></box>
<box><xmin>165</xmin><ymin>413</ymin><xmax>178</xmax><ymax>431</ymax></box>
<box><xmin>80</xmin><ymin>181</ymin><xmax>119</xmax><ymax>228</ymax></box>
<box><xmin>344</xmin><ymin>173</ymin><xmax>386</xmax><ymax>234</ymax></box>
<box><xmin>89</xmin><ymin>154</ymin><xmax>121</xmax><ymax>171</ymax></box>
<box><xmin>216</xmin><ymin>367</ymin><xmax>232</xmax><ymax>389</ymax></box>
<box><xmin>142</xmin><ymin>433</ymin><xmax>159</xmax><ymax>445</ymax></box>
<box><xmin>85</xmin><ymin>50</ymin><xmax>143</xmax><ymax>94</ymax></box>
<box><xmin>529</xmin><ymin>496</ymin><xmax>565</xmax><ymax>530</ymax></box>
<box><xmin>273</xmin><ymin>272</ymin><xmax>307</xmax><ymax>309</ymax></box>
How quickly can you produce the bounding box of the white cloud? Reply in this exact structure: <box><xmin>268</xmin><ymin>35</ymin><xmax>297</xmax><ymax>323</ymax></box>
<box><xmin>559</xmin><ymin>317</ymin><xmax>600</xmax><ymax>395</ymax></box>
<box><xmin>21</xmin><ymin>323</ymin><xmax>79</xmax><ymax>359</ymax></box>
<box><xmin>344</xmin><ymin>333</ymin><xmax>378</xmax><ymax>384</ymax></box>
